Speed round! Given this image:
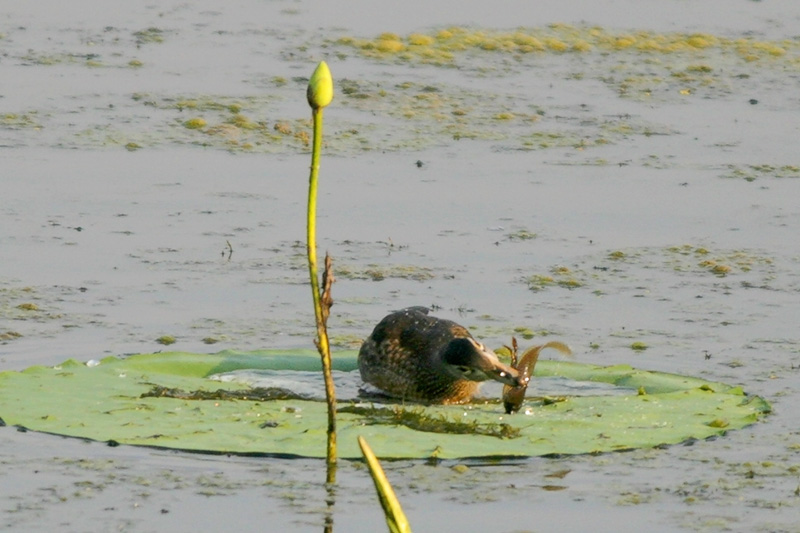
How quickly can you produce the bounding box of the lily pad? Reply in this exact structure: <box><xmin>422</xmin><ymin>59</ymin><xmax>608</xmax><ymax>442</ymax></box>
<box><xmin>0</xmin><ymin>350</ymin><xmax>770</xmax><ymax>459</ymax></box>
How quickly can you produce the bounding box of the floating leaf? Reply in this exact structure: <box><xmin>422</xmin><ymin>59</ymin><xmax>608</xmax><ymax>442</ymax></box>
<box><xmin>0</xmin><ymin>350</ymin><xmax>770</xmax><ymax>459</ymax></box>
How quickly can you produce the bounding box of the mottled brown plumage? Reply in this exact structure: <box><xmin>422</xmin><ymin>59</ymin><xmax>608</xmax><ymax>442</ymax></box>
<box><xmin>358</xmin><ymin>307</ymin><xmax>521</xmax><ymax>404</ymax></box>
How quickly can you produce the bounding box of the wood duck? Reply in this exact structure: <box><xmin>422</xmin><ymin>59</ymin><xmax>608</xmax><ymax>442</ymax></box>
<box><xmin>358</xmin><ymin>307</ymin><xmax>521</xmax><ymax>404</ymax></box>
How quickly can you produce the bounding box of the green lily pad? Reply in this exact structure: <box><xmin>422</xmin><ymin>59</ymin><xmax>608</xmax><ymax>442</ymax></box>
<box><xmin>0</xmin><ymin>350</ymin><xmax>770</xmax><ymax>459</ymax></box>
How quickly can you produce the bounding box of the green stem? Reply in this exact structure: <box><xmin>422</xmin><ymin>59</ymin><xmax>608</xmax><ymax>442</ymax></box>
<box><xmin>358</xmin><ymin>436</ymin><xmax>412</xmax><ymax>533</ymax></box>
<box><xmin>307</xmin><ymin>106</ymin><xmax>337</xmax><ymax>479</ymax></box>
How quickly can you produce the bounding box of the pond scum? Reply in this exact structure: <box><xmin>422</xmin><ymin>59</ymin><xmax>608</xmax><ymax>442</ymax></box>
<box><xmin>332</xmin><ymin>25</ymin><xmax>800</xmax><ymax>65</ymax></box>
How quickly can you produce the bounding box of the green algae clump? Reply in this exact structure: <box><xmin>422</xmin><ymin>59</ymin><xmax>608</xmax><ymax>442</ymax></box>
<box><xmin>183</xmin><ymin>117</ymin><xmax>207</xmax><ymax>130</ymax></box>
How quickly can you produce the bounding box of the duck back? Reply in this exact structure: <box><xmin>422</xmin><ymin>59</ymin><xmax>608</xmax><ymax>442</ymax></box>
<box><xmin>358</xmin><ymin>307</ymin><xmax>478</xmax><ymax>403</ymax></box>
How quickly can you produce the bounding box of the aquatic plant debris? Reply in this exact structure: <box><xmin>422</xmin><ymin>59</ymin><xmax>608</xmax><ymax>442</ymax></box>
<box><xmin>0</xmin><ymin>350</ymin><xmax>770</xmax><ymax>459</ymax></box>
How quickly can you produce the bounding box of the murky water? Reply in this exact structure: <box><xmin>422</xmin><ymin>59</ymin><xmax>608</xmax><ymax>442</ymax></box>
<box><xmin>2</xmin><ymin>1</ymin><xmax>800</xmax><ymax>531</ymax></box>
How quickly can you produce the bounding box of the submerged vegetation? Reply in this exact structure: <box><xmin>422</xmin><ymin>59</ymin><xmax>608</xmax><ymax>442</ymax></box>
<box><xmin>340</xmin><ymin>405</ymin><xmax>520</xmax><ymax>439</ymax></box>
<box><xmin>140</xmin><ymin>384</ymin><xmax>309</xmax><ymax>401</ymax></box>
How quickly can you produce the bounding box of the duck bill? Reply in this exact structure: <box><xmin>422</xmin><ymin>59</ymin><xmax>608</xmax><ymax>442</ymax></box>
<box><xmin>474</xmin><ymin>351</ymin><xmax>521</xmax><ymax>386</ymax></box>
<box><xmin>485</xmin><ymin>362</ymin><xmax>521</xmax><ymax>386</ymax></box>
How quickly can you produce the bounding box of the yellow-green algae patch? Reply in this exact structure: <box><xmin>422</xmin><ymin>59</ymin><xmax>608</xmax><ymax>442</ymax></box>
<box><xmin>332</xmin><ymin>78</ymin><xmax>648</xmax><ymax>151</ymax></box>
<box><xmin>721</xmin><ymin>164</ymin><xmax>800</xmax><ymax>182</ymax></box>
<box><xmin>183</xmin><ymin>117</ymin><xmax>207</xmax><ymax>130</ymax></box>
<box><xmin>1</xmin><ymin>113</ymin><xmax>42</xmax><ymax>130</ymax></box>
<box><xmin>527</xmin><ymin>266</ymin><xmax>585</xmax><ymax>292</ymax></box>
<box><xmin>333</xmin><ymin>25</ymin><xmax>800</xmax><ymax>66</ymax></box>
<box><xmin>663</xmin><ymin>245</ymin><xmax>774</xmax><ymax>276</ymax></box>
<box><xmin>133</xmin><ymin>27</ymin><xmax>168</xmax><ymax>45</ymax></box>
<box><xmin>9</xmin><ymin>24</ymin><xmax>800</xmax><ymax>154</ymax></box>
<box><xmin>504</xmin><ymin>229</ymin><xmax>537</xmax><ymax>242</ymax></box>
<box><xmin>124</xmin><ymin>93</ymin><xmax>319</xmax><ymax>153</ymax></box>
<box><xmin>156</xmin><ymin>335</ymin><xmax>177</xmax><ymax>346</ymax></box>
<box><xmin>335</xmin><ymin>263</ymin><xmax>436</xmax><ymax>282</ymax></box>
<box><xmin>24</xmin><ymin>42</ymin><xmax>743</xmax><ymax>154</ymax></box>
<box><xmin>122</xmin><ymin>79</ymin><xmax>591</xmax><ymax>153</ymax></box>
<box><xmin>332</xmin><ymin>26</ymin><xmax>800</xmax><ymax>104</ymax></box>
<box><xmin>18</xmin><ymin>50</ymin><xmax>149</xmax><ymax>69</ymax></box>
<box><xmin>523</xmin><ymin>245</ymin><xmax>776</xmax><ymax>293</ymax></box>
<box><xmin>0</xmin><ymin>286</ymin><xmax>69</xmax><ymax>324</ymax></box>
<box><xmin>332</xmin><ymin>76</ymin><xmax>674</xmax><ymax>152</ymax></box>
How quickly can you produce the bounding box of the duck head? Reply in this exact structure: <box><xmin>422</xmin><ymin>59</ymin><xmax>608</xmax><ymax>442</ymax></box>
<box><xmin>440</xmin><ymin>338</ymin><xmax>521</xmax><ymax>386</ymax></box>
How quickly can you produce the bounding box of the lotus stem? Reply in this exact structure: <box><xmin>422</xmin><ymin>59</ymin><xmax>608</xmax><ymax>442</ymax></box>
<box><xmin>306</xmin><ymin>61</ymin><xmax>337</xmax><ymax>480</ymax></box>
<box><xmin>358</xmin><ymin>436</ymin><xmax>412</xmax><ymax>533</ymax></box>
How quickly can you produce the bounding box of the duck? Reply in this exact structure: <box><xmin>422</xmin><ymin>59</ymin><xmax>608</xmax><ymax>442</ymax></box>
<box><xmin>358</xmin><ymin>307</ymin><xmax>523</xmax><ymax>404</ymax></box>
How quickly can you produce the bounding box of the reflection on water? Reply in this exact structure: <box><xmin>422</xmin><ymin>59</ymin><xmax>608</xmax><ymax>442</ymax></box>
<box><xmin>209</xmin><ymin>369</ymin><xmax>365</xmax><ymax>401</ymax></box>
<box><xmin>208</xmin><ymin>369</ymin><xmax>628</xmax><ymax>403</ymax></box>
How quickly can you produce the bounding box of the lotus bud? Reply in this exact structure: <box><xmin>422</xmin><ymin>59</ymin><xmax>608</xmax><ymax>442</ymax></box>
<box><xmin>307</xmin><ymin>61</ymin><xmax>333</xmax><ymax>110</ymax></box>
